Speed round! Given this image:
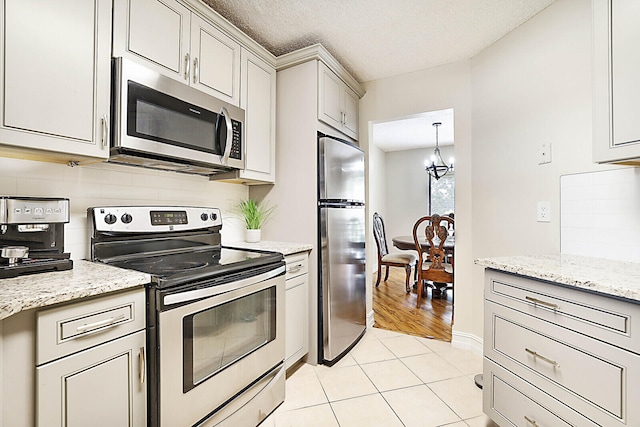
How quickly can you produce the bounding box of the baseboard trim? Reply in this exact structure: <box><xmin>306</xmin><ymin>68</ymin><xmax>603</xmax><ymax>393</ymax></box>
<box><xmin>366</xmin><ymin>309</ymin><xmax>375</xmax><ymax>329</ymax></box>
<box><xmin>451</xmin><ymin>329</ymin><xmax>483</xmax><ymax>357</ymax></box>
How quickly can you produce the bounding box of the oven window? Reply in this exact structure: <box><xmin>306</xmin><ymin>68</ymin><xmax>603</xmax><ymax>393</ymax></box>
<box><xmin>183</xmin><ymin>286</ymin><xmax>276</xmax><ymax>392</ymax></box>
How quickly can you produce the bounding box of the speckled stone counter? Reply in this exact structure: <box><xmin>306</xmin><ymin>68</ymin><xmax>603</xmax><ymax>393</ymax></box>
<box><xmin>225</xmin><ymin>241</ymin><xmax>313</xmax><ymax>256</ymax></box>
<box><xmin>0</xmin><ymin>260</ymin><xmax>150</xmax><ymax>320</ymax></box>
<box><xmin>475</xmin><ymin>254</ymin><xmax>640</xmax><ymax>302</ymax></box>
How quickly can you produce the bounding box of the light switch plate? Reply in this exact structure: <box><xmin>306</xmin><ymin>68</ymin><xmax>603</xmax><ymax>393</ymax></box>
<box><xmin>537</xmin><ymin>201</ymin><xmax>551</xmax><ymax>222</ymax></box>
<box><xmin>539</xmin><ymin>143</ymin><xmax>551</xmax><ymax>164</ymax></box>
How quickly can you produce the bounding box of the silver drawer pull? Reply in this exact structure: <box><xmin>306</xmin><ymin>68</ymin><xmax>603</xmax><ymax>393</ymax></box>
<box><xmin>525</xmin><ymin>348</ymin><xmax>560</xmax><ymax>368</ymax></box>
<box><xmin>525</xmin><ymin>296</ymin><xmax>559</xmax><ymax>310</ymax></box>
<box><xmin>524</xmin><ymin>415</ymin><xmax>539</xmax><ymax>426</ymax></box>
<box><xmin>287</xmin><ymin>264</ymin><xmax>304</xmax><ymax>273</ymax></box>
<box><xmin>76</xmin><ymin>314</ymin><xmax>126</xmax><ymax>332</ymax></box>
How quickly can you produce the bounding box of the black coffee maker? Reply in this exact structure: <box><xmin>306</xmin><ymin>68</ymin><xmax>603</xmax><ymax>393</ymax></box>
<box><xmin>0</xmin><ymin>197</ymin><xmax>73</xmax><ymax>278</ymax></box>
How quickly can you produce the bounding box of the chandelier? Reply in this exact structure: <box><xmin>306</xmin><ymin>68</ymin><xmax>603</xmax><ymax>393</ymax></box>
<box><xmin>425</xmin><ymin>122</ymin><xmax>454</xmax><ymax>180</ymax></box>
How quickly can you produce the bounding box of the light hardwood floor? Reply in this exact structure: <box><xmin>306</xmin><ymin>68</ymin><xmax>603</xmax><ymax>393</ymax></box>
<box><xmin>372</xmin><ymin>268</ymin><xmax>453</xmax><ymax>341</ymax></box>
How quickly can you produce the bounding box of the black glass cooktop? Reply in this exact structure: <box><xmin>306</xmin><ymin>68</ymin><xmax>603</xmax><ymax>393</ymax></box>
<box><xmin>109</xmin><ymin>247</ymin><xmax>283</xmax><ymax>288</ymax></box>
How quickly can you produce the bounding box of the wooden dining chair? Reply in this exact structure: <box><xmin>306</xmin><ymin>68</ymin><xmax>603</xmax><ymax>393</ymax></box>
<box><xmin>412</xmin><ymin>214</ymin><xmax>454</xmax><ymax>307</ymax></box>
<box><xmin>373</xmin><ymin>212</ymin><xmax>418</xmax><ymax>292</ymax></box>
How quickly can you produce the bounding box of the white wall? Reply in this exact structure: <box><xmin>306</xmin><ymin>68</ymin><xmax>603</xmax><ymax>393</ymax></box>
<box><xmin>0</xmin><ymin>158</ymin><xmax>248</xmax><ymax>259</ymax></box>
<box><xmin>361</xmin><ymin>0</ymin><xmax>628</xmax><ymax>349</ymax></box>
<box><xmin>359</xmin><ymin>60</ymin><xmax>474</xmax><ymax>347</ymax></box>
<box><xmin>468</xmin><ymin>0</ymin><xmax>621</xmax><ymax>341</ymax></box>
<box><xmin>381</xmin><ymin>145</ymin><xmax>455</xmax><ymax>254</ymax></box>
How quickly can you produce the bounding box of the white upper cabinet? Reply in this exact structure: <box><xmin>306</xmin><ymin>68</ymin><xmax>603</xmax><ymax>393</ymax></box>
<box><xmin>239</xmin><ymin>48</ymin><xmax>276</xmax><ymax>183</ymax></box>
<box><xmin>593</xmin><ymin>0</ymin><xmax>640</xmax><ymax>164</ymax></box>
<box><xmin>123</xmin><ymin>0</ymin><xmax>190</xmax><ymax>76</ymax></box>
<box><xmin>0</xmin><ymin>0</ymin><xmax>112</xmax><ymax>160</ymax></box>
<box><xmin>114</xmin><ymin>0</ymin><xmax>240</xmax><ymax>106</ymax></box>
<box><xmin>318</xmin><ymin>62</ymin><xmax>359</xmax><ymax>140</ymax></box>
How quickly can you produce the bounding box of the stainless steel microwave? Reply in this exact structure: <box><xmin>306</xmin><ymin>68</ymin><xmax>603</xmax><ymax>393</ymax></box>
<box><xmin>110</xmin><ymin>57</ymin><xmax>245</xmax><ymax>176</ymax></box>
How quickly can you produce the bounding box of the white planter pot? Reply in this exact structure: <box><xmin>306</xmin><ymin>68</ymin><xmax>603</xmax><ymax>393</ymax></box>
<box><xmin>245</xmin><ymin>229</ymin><xmax>261</xmax><ymax>243</ymax></box>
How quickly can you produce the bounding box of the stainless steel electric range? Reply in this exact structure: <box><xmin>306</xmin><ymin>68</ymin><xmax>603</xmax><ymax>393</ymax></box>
<box><xmin>89</xmin><ymin>206</ymin><xmax>285</xmax><ymax>427</ymax></box>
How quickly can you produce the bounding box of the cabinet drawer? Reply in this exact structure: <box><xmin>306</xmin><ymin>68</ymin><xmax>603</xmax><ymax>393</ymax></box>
<box><xmin>486</xmin><ymin>300</ymin><xmax>640</xmax><ymax>425</ymax></box>
<box><xmin>484</xmin><ymin>358</ymin><xmax>598</xmax><ymax>427</ymax></box>
<box><xmin>37</xmin><ymin>288</ymin><xmax>145</xmax><ymax>365</ymax></box>
<box><xmin>486</xmin><ymin>270</ymin><xmax>640</xmax><ymax>354</ymax></box>
<box><xmin>285</xmin><ymin>254</ymin><xmax>308</xmax><ymax>280</ymax></box>
<box><xmin>493</xmin><ymin>312</ymin><xmax>621</xmax><ymax>417</ymax></box>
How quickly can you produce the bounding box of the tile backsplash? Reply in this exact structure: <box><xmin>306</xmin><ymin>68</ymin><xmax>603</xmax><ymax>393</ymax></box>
<box><xmin>561</xmin><ymin>167</ymin><xmax>640</xmax><ymax>262</ymax></box>
<box><xmin>0</xmin><ymin>157</ymin><xmax>248</xmax><ymax>260</ymax></box>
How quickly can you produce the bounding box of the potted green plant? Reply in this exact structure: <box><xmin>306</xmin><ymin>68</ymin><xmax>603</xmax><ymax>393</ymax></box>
<box><xmin>237</xmin><ymin>199</ymin><xmax>276</xmax><ymax>243</ymax></box>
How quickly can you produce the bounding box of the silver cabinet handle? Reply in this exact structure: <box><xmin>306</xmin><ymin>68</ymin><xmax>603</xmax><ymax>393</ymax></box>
<box><xmin>76</xmin><ymin>314</ymin><xmax>126</xmax><ymax>333</ymax></box>
<box><xmin>184</xmin><ymin>53</ymin><xmax>190</xmax><ymax>80</ymax></box>
<box><xmin>101</xmin><ymin>115</ymin><xmax>108</xmax><ymax>148</ymax></box>
<box><xmin>193</xmin><ymin>57</ymin><xmax>199</xmax><ymax>84</ymax></box>
<box><xmin>525</xmin><ymin>296</ymin><xmax>559</xmax><ymax>310</ymax></box>
<box><xmin>524</xmin><ymin>415</ymin><xmax>539</xmax><ymax>426</ymax></box>
<box><xmin>525</xmin><ymin>348</ymin><xmax>560</xmax><ymax>368</ymax></box>
<box><xmin>139</xmin><ymin>347</ymin><xmax>145</xmax><ymax>385</ymax></box>
<box><xmin>287</xmin><ymin>263</ymin><xmax>304</xmax><ymax>273</ymax></box>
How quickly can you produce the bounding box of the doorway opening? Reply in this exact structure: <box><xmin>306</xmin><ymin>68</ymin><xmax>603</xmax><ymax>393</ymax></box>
<box><xmin>370</xmin><ymin>108</ymin><xmax>454</xmax><ymax>341</ymax></box>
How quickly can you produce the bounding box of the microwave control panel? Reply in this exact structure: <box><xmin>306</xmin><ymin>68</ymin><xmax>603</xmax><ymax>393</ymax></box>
<box><xmin>229</xmin><ymin>120</ymin><xmax>242</xmax><ymax>160</ymax></box>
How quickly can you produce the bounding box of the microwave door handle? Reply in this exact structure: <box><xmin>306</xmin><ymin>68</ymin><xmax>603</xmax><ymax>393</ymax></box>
<box><xmin>219</xmin><ymin>106</ymin><xmax>233</xmax><ymax>165</ymax></box>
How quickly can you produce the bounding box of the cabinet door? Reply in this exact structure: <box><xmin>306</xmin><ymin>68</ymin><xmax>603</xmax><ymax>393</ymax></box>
<box><xmin>191</xmin><ymin>14</ymin><xmax>240</xmax><ymax>106</ymax></box>
<box><xmin>342</xmin><ymin>86</ymin><xmax>359</xmax><ymax>140</ymax></box>
<box><xmin>37</xmin><ymin>331</ymin><xmax>146</xmax><ymax>427</ymax></box>
<box><xmin>318</xmin><ymin>62</ymin><xmax>360</xmax><ymax>140</ymax></box>
<box><xmin>117</xmin><ymin>0</ymin><xmax>190</xmax><ymax>80</ymax></box>
<box><xmin>285</xmin><ymin>274</ymin><xmax>309</xmax><ymax>369</ymax></box>
<box><xmin>593</xmin><ymin>0</ymin><xmax>640</xmax><ymax>163</ymax></box>
<box><xmin>318</xmin><ymin>63</ymin><xmax>344</xmax><ymax>131</ymax></box>
<box><xmin>239</xmin><ymin>49</ymin><xmax>276</xmax><ymax>183</ymax></box>
<box><xmin>0</xmin><ymin>0</ymin><xmax>111</xmax><ymax>159</ymax></box>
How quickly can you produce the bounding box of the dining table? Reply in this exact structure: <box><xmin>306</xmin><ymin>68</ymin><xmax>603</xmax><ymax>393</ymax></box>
<box><xmin>391</xmin><ymin>235</ymin><xmax>455</xmax><ymax>257</ymax></box>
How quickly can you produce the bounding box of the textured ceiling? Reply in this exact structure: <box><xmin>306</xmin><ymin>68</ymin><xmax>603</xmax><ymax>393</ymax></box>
<box><xmin>202</xmin><ymin>0</ymin><xmax>556</xmax><ymax>83</ymax></box>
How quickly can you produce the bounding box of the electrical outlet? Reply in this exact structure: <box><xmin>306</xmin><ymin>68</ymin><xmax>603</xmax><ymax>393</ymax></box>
<box><xmin>537</xmin><ymin>201</ymin><xmax>551</xmax><ymax>222</ymax></box>
<box><xmin>539</xmin><ymin>143</ymin><xmax>551</xmax><ymax>164</ymax></box>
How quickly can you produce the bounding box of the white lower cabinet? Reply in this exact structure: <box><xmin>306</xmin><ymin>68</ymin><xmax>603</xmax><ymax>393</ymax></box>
<box><xmin>36</xmin><ymin>289</ymin><xmax>146</xmax><ymax>427</ymax></box>
<box><xmin>485</xmin><ymin>359</ymin><xmax>597</xmax><ymax>427</ymax></box>
<box><xmin>483</xmin><ymin>270</ymin><xmax>640</xmax><ymax>427</ymax></box>
<box><xmin>37</xmin><ymin>331</ymin><xmax>146</xmax><ymax>427</ymax></box>
<box><xmin>285</xmin><ymin>253</ymin><xmax>309</xmax><ymax>369</ymax></box>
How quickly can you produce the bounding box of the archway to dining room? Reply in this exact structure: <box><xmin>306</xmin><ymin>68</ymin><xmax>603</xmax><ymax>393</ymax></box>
<box><xmin>369</xmin><ymin>108</ymin><xmax>455</xmax><ymax>342</ymax></box>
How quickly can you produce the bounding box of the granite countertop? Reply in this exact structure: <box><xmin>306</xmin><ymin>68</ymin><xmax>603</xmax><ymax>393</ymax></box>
<box><xmin>0</xmin><ymin>260</ymin><xmax>150</xmax><ymax>320</ymax></box>
<box><xmin>475</xmin><ymin>254</ymin><xmax>640</xmax><ymax>302</ymax></box>
<box><xmin>225</xmin><ymin>241</ymin><xmax>313</xmax><ymax>256</ymax></box>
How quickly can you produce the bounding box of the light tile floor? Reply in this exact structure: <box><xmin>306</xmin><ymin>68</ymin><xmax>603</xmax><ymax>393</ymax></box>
<box><xmin>262</xmin><ymin>327</ymin><xmax>499</xmax><ymax>427</ymax></box>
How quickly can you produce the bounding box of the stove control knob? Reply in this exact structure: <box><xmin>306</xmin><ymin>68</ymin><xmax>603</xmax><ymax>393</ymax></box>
<box><xmin>210</xmin><ymin>213</ymin><xmax>218</xmax><ymax>221</ymax></box>
<box><xmin>104</xmin><ymin>213</ymin><xmax>117</xmax><ymax>225</ymax></box>
<box><xmin>121</xmin><ymin>213</ymin><xmax>133</xmax><ymax>224</ymax></box>
<box><xmin>201</xmin><ymin>213</ymin><xmax>208</xmax><ymax>221</ymax></box>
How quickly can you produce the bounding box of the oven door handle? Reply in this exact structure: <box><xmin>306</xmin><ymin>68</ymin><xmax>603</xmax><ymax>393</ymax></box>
<box><xmin>163</xmin><ymin>265</ymin><xmax>285</xmax><ymax>307</ymax></box>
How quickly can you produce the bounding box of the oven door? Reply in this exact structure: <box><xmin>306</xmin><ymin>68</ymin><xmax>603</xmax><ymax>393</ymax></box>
<box><xmin>156</xmin><ymin>267</ymin><xmax>285</xmax><ymax>427</ymax></box>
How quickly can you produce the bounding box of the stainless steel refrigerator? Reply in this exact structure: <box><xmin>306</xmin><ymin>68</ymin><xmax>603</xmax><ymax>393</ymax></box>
<box><xmin>318</xmin><ymin>133</ymin><xmax>366</xmax><ymax>365</ymax></box>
